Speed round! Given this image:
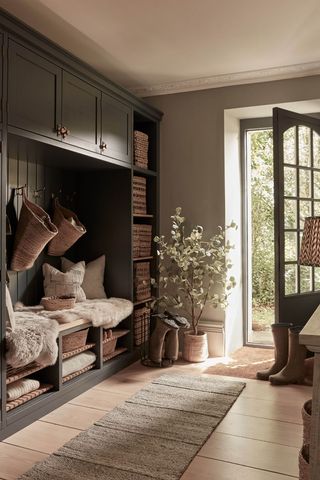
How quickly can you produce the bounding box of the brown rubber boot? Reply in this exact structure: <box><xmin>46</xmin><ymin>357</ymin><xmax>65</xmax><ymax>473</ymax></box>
<box><xmin>164</xmin><ymin>329</ymin><xmax>179</xmax><ymax>361</ymax></box>
<box><xmin>269</xmin><ymin>326</ymin><xmax>307</xmax><ymax>385</ymax></box>
<box><xmin>256</xmin><ymin>323</ymin><xmax>292</xmax><ymax>381</ymax></box>
<box><xmin>148</xmin><ymin>316</ymin><xmax>178</xmax><ymax>364</ymax></box>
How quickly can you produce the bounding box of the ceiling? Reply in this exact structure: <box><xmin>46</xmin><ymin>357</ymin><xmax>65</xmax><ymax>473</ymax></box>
<box><xmin>1</xmin><ymin>0</ymin><xmax>320</xmax><ymax>97</ymax></box>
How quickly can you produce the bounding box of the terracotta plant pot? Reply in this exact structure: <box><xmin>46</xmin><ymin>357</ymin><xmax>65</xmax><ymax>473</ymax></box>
<box><xmin>183</xmin><ymin>331</ymin><xmax>208</xmax><ymax>362</ymax></box>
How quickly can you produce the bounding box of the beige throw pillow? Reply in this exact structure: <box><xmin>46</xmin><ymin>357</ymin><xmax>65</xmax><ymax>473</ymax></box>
<box><xmin>6</xmin><ymin>285</ymin><xmax>15</xmax><ymax>332</ymax></box>
<box><xmin>43</xmin><ymin>262</ymin><xmax>86</xmax><ymax>302</ymax></box>
<box><xmin>62</xmin><ymin>255</ymin><xmax>107</xmax><ymax>299</ymax></box>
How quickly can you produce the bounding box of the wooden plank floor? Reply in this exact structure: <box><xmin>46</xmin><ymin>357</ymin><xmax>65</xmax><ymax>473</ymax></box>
<box><xmin>0</xmin><ymin>358</ymin><xmax>311</xmax><ymax>479</ymax></box>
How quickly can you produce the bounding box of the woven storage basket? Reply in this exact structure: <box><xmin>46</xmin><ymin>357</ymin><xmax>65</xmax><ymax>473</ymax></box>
<box><xmin>135</xmin><ymin>280</ymin><xmax>151</xmax><ymax>301</ymax></box>
<box><xmin>299</xmin><ymin>444</ymin><xmax>309</xmax><ymax>480</ymax></box>
<box><xmin>302</xmin><ymin>399</ymin><xmax>312</xmax><ymax>445</ymax></box>
<box><xmin>102</xmin><ymin>331</ymin><xmax>118</xmax><ymax>356</ymax></box>
<box><xmin>41</xmin><ymin>295</ymin><xmax>76</xmax><ymax>311</ymax></box>
<box><xmin>62</xmin><ymin>328</ymin><xmax>89</xmax><ymax>353</ymax></box>
<box><xmin>48</xmin><ymin>198</ymin><xmax>86</xmax><ymax>256</ymax></box>
<box><xmin>134</xmin><ymin>261</ymin><xmax>151</xmax><ymax>301</ymax></box>
<box><xmin>134</xmin><ymin>130</ymin><xmax>149</xmax><ymax>169</ymax></box>
<box><xmin>139</xmin><ymin>224</ymin><xmax>152</xmax><ymax>256</ymax></box>
<box><xmin>134</xmin><ymin>307</ymin><xmax>150</xmax><ymax>346</ymax></box>
<box><xmin>11</xmin><ymin>191</ymin><xmax>58</xmax><ymax>271</ymax></box>
<box><xmin>133</xmin><ymin>176</ymin><xmax>147</xmax><ymax>214</ymax></box>
<box><xmin>133</xmin><ymin>224</ymin><xmax>152</xmax><ymax>257</ymax></box>
<box><xmin>135</xmin><ymin>261</ymin><xmax>150</xmax><ymax>278</ymax></box>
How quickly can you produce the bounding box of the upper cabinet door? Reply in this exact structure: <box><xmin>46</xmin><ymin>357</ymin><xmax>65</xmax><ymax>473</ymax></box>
<box><xmin>101</xmin><ymin>94</ymin><xmax>131</xmax><ymax>164</ymax></box>
<box><xmin>61</xmin><ymin>71</ymin><xmax>101</xmax><ymax>152</ymax></box>
<box><xmin>8</xmin><ymin>40</ymin><xmax>61</xmax><ymax>138</ymax></box>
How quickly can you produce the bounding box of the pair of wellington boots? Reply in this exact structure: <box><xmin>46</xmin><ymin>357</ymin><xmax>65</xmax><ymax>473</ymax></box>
<box><xmin>256</xmin><ymin>323</ymin><xmax>307</xmax><ymax>385</ymax></box>
<box><xmin>148</xmin><ymin>312</ymin><xmax>189</xmax><ymax>365</ymax></box>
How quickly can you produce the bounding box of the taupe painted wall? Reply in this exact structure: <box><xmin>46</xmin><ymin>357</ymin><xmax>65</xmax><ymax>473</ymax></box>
<box><xmin>146</xmin><ymin>75</ymin><xmax>320</xmax><ymax>343</ymax></box>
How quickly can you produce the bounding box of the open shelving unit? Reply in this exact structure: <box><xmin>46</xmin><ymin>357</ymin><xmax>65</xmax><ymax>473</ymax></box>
<box><xmin>131</xmin><ymin>110</ymin><xmax>159</xmax><ymax>356</ymax></box>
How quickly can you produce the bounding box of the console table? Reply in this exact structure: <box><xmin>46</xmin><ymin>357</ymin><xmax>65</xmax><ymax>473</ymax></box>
<box><xmin>300</xmin><ymin>305</ymin><xmax>320</xmax><ymax>479</ymax></box>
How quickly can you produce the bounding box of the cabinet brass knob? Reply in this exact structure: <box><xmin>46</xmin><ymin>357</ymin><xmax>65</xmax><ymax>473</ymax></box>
<box><xmin>100</xmin><ymin>141</ymin><xmax>107</xmax><ymax>151</ymax></box>
<box><xmin>56</xmin><ymin>125</ymin><xmax>69</xmax><ymax>139</ymax></box>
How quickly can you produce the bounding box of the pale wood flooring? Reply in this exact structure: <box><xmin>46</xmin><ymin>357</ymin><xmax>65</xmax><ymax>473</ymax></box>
<box><xmin>0</xmin><ymin>358</ymin><xmax>312</xmax><ymax>479</ymax></box>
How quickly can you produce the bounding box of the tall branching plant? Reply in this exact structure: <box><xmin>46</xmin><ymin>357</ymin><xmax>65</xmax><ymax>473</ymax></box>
<box><xmin>153</xmin><ymin>208</ymin><xmax>236</xmax><ymax>335</ymax></box>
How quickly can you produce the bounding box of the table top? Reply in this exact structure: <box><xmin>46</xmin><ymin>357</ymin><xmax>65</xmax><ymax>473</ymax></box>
<box><xmin>300</xmin><ymin>304</ymin><xmax>320</xmax><ymax>349</ymax></box>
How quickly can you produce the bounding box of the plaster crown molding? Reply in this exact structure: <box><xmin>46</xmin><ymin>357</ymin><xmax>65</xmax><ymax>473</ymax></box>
<box><xmin>130</xmin><ymin>61</ymin><xmax>320</xmax><ymax>97</ymax></box>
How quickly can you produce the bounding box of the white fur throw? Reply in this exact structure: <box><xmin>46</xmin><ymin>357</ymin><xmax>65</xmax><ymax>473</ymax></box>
<box><xmin>6</xmin><ymin>312</ymin><xmax>59</xmax><ymax>368</ymax></box>
<box><xmin>38</xmin><ymin>298</ymin><xmax>133</xmax><ymax>328</ymax></box>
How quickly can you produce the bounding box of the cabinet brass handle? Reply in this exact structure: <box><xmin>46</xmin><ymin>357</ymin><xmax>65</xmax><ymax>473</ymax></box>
<box><xmin>100</xmin><ymin>141</ymin><xmax>107</xmax><ymax>151</ymax></box>
<box><xmin>56</xmin><ymin>125</ymin><xmax>70</xmax><ymax>139</ymax></box>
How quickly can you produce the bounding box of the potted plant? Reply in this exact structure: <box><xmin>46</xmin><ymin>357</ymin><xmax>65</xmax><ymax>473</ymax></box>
<box><xmin>153</xmin><ymin>207</ymin><xmax>236</xmax><ymax>362</ymax></box>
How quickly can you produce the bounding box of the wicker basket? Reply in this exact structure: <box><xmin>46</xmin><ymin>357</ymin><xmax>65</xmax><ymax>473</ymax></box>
<box><xmin>133</xmin><ymin>176</ymin><xmax>147</xmax><ymax>215</ymax></box>
<box><xmin>135</xmin><ymin>261</ymin><xmax>150</xmax><ymax>278</ymax></box>
<box><xmin>41</xmin><ymin>295</ymin><xmax>76</xmax><ymax>311</ymax></box>
<box><xmin>11</xmin><ymin>191</ymin><xmax>58</xmax><ymax>271</ymax></box>
<box><xmin>302</xmin><ymin>399</ymin><xmax>312</xmax><ymax>445</ymax></box>
<box><xmin>48</xmin><ymin>198</ymin><xmax>86</xmax><ymax>256</ymax></box>
<box><xmin>134</xmin><ymin>307</ymin><xmax>150</xmax><ymax>346</ymax></box>
<box><xmin>102</xmin><ymin>331</ymin><xmax>118</xmax><ymax>356</ymax></box>
<box><xmin>133</xmin><ymin>224</ymin><xmax>152</xmax><ymax>257</ymax></box>
<box><xmin>134</xmin><ymin>130</ymin><xmax>149</xmax><ymax>169</ymax></box>
<box><xmin>62</xmin><ymin>328</ymin><xmax>89</xmax><ymax>353</ymax></box>
<box><xmin>299</xmin><ymin>444</ymin><xmax>309</xmax><ymax>480</ymax></box>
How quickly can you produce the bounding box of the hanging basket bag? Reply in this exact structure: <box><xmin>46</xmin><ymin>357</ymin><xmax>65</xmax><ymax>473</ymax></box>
<box><xmin>47</xmin><ymin>198</ymin><xmax>86</xmax><ymax>256</ymax></box>
<box><xmin>11</xmin><ymin>191</ymin><xmax>58</xmax><ymax>271</ymax></box>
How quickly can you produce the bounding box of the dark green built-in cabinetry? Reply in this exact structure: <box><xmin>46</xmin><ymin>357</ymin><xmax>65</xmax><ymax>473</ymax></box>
<box><xmin>0</xmin><ymin>8</ymin><xmax>162</xmax><ymax>440</ymax></box>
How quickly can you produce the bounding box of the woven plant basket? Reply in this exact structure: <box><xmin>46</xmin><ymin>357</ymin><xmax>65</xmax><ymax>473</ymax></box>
<box><xmin>299</xmin><ymin>444</ymin><xmax>309</xmax><ymax>480</ymax></box>
<box><xmin>302</xmin><ymin>399</ymin><xmax>312</xmax><ymax>445</ymax></box>
<box><xmin>183</xmin><ymin>331</ymin><xmax>208</xmax><ymax>362</ymax></box>
<box><xmin>11</xmin><ymin>191</ymin><xmax>58</xmax><ymax>271</ymax></box>
<box><xmin>41</xmin><ymin>295</ymin><xmax>76</xmax><ymax>311</ymax></box>
<box><xmin>47</xmin><ymin>198</ymin><xmax>86</xmax><ymax>256</ymax></box>
<box><xmin>62</xmin><ymin>328</ymin><xmax>89</xmax><ymax>353</ymax></box>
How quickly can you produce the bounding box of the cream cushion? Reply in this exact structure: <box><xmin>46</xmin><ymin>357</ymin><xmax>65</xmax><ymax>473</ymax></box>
<box><xmin>43</xmin><ymin>262</ymin><xmax>86</xmax><ymax>302</ymax></box>
<box><xmin>7</xmin><ymin>378</ymin><xmax>40</xmax><ymax>401</ymax></box>
<box><xmin>6</xmin><ymin>285</ymin><xmax>15</xmax><ymax>332</ymax></box>
<box><xmin>62</xmin><ymin>255</ymin><xmax>107</xmax><ymax>299</ymax></box>
<box><xmin>62</xmin><ymin>351</ymin><xmax>96</xmax><ymax>377</ymax></box>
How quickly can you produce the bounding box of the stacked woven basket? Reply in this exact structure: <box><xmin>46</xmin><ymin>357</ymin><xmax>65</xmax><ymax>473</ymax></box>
<box><xmin>300</xmin><ymin>399</ymin><xmax>312</xmax><ymax>479</ymax></box>
<box><xmin>133</xmin><ymin>176</ymin><xmax>147</xmax><ymax>215</ymax></box>
<box><xmin>133</xmin><ymin>224</ymin><xmax>152</xmax><ymax>258</ymax></box>
<box><xmin>134</xmin><ymin>261</ymin><xmax>151</xmax><ymax>301</ymax></box>
<box><xmin>134</xmin><ymin>130</ymin><xmax>149</xmax><ymax>169</ymax></box>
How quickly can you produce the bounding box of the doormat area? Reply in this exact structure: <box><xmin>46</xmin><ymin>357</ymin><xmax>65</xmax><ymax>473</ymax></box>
<box><xmin>204</xmin><ymin>347</ymin><xmax>275</xmax><ymax>380</ymax></box>
<box><xmin>19</xmin><ymin>374</ymin><xmax>245</xmax><ymax>480</ymax></box>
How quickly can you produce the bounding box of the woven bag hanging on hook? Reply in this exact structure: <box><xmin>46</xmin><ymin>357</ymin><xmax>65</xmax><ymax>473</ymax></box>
<box><xmin>11</xmin><ymin>190</ymin><xmax>58</xmax><ymax>271</ymax></box>
<box><xmin>47</xmin><ymin>198</ymin><xmax>86</xmax><ymax>256</ymax></box>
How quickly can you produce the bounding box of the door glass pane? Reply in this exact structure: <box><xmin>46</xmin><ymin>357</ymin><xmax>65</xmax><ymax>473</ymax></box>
<box><xmin>285</xmin><ymin>264</ymin><xmax>298</xmax><ymax>295</ymax></box>
<box><xmin>285</xmin><ymin>231</ymin><xmax>297</xmax><ymax>261</ymax></box>
<box><xmin>314</xmin><ymin>201</ymin><xmax>320</xmax><ymax>216</ymax></box>
<box><xmin>284</xmin><ymin>167</ymin><xmax>297</xmax><ymax>197</ymax></box>
<box><xmin>313</xmin><ymin>131</ymin><xmax>320</xmax><ymax>169</ymax></box>
<box><xmin>315</xmin><ymin>267</ymin><xmax>320</xmax><ymax>290</ymax></box>
<box><xmin>314</xmin><ymin>171</ymin><xmax>320</xmax><ymax>199</ymax></box>
<box><xmin>283</xmin><ymin>127</ymin><xmax>296</xmax><ymax>165</ymax></box>
<box><xmin>284</xmin><ymin>199</ymin><xmax>297</xmax><ymax>229</ymax></box>
<box><xmin>300</xmin><ymin>200</ymin><xmax>312</xmax><ymax>229</ymax></box>
<box><xmin>299</xmin><ymin>169</ymin><xmax>311</xmax><ymax>198</ymax></box>
<box><xmin>300</xmin><ymin>265</ymin><xmax>312</xmax><ymax>293</ymax></box>
<box><xmin>298</xmin><ymin>126</ymin><xmax>311</xmax><ymax>167</ymax></box>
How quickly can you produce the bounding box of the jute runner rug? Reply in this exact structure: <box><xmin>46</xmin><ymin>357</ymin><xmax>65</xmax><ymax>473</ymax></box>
<box><xmin>20</xmin><ymin>374</ymin><xmax>245</xmax><ymax>480</ymax></box>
